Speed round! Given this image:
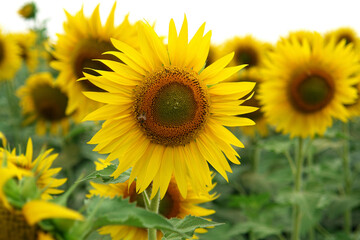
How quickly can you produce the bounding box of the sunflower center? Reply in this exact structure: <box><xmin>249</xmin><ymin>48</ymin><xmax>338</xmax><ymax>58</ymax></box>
<box><xmin>235</xmin><ymin>47</ymin><xmax>259</xmax><ymax>68</ymax></box>
<box><xmin>32</xmin><ymin>84</ymin><xmax>68</xmax><ymax>121</ymax></box>
<box><xmin>0</xmin><ymin>203</ymin><xmax>38</xmax><ymax>240</ymax></box>
<box><xmin>158</xmin><ymin>182</ymin><xmax>181</xmax><ymax>218</ymax></box>
<box><xmin>134</xmin><ymin>67</ymin><xmax>210</xmax><ymax>146</ymax></box>
<box><xmin>19</xmin><ymin>44</ymin><xmax>28</xmax><ymax>61</ymax></box>
<box><xmin>127</xmin><ymin>181</ymin><xmax>180</xmax><ymax>219</ymax></box>
<box><xmin>289</xmin><ymin>72</ymin><xmax>335</xmax><ymax>113</ymax></box>
<box><xmin>0</xmin><ymin>39</ymin><xmax>4</xmax><ymax>63</ymax></box>
<box><xmin>73</xmin><ymin>39</ymin><xmax>118</xmax><ymax>92</ymax></box>
<box><xmin>154</xmin><ymin>83</ymin><xmax>196</xmax><ymax>126</ymax></box>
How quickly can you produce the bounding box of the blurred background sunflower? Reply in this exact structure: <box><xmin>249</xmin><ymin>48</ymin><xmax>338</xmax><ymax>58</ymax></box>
<box><xmin>50</xmin><ymin>3</ymin><xmax>139</xmax><ymax>122</ymax></box>
<box><xmin>17</xmin><ymin>72</ymin><xmax>70</xmax><ymax>136</ymax></box>
<box><xmin>0</xmin><ymin>29</ymin><xmax>22</xmax><ymax>81</ymax></box>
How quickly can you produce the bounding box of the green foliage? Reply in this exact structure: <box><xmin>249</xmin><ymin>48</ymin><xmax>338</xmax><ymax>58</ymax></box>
<box><xmin>77</xmin><ymin>165</ymin><xmax>131</xmax><ymax>184</ymax></box>
<box><xmin>61</xmin><ymin>196</ymin><xmax>219</xmax><ymax>240</ymax></box>
<box><xmin>163</xmin><ymin>216</ymin><xmax>222</xmax><ymax>240</ymax></box>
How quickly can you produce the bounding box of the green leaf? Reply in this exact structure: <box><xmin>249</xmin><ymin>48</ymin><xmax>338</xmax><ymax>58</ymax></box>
<box><xmin>64</xmin><ymin>196</ymin><xmax>193</xmax><ymax>240</ymax></box>
<box><xmin>228</xmin><ymin>221</ymin><xmax>281</xmax><ymax>239</ymax></box>
<box><xmin>259</xmin><ymin>134</ymin><xmax>293</xmax><ymax>154</ymax></box>
<box><xmin>162</xmin><ymin>216</ymin><xmax>222</xmax><ymax>240</ymax></box>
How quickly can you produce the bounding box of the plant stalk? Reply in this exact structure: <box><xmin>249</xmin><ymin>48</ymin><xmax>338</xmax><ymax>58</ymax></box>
<box><xmin>252</xmin><ymin>133</ymin><xmax>260</xmax><ymax>173</ymax></box>
<box><xmin>148</xmin><ymin>190</ymin><xmax>161</xmax><ymax>240</ymax></box>
<box><xmin>292</xmin><ymin>137</ymin><xmax>304</xmax><ymax>240</ymax></box>
<box><xmin>342</xmin><ymin>122</ymin><xmax>352</xmax><ymax>234</ymax></box>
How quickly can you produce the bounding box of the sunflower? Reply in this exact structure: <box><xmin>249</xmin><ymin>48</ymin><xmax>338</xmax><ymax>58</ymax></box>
<box><xmin>12</xmin><ymin>31</ymin><xmax>39</xmax><ymax>72</ymax></box>
<box><xmin>0</xmin><ymin>158</ymin><xmax>83</xmax><ymax>240</ymax></box>
<box><xmin>280</xmin><ymin>30</ymin><xmax>319</xmax><ymax>47</ymax></box>
<box><xmin>0</xmin><ymin>29</ymin><xmax>21</xmax><ymax>81</ymax></box>
<box><xmin>205</xmin><ymin>44</ymin><xmax>221</xmax><ymax>67</ymax></box>
<box><xmin>345</xmin><ymin>82</ymin><xmax>360</xmax><ymax>118</ymax></box>
<box><xmin>220</xmin><ymin>35</ymin><xmax>270</xmax><ymax>71</ymax></box>
<box><xmin>0</xmin><ymin>134</ymin><xmax>66</xmax><ymax>199</ymax></box>
<box><xmin>88</xmin><ymin>170</ymin><xmax>217</xmax><ymax>240</ymax></box>
<box><xmin>324</xmin><ymin>27</ymin><xmax>360</xmax><ymax>118</ymax></box>
<box><xmin>17</xmin><ymin>72</ymin><xmax>70</xmax><ymax>136</ymax></box>
<box><xmin>258</xmin><ymin>32</ymin><xmax>360</xmax><ymax>138</ymax></box>
<box><xmin>83</xmin><ymin>16</ymin><xmax>256</xmax><ymax>198</ymax></box>
<box><xmin>235</xmin><ymin>69</ymin><xmax>268</xmax><ymax>137</ymax></box>
<box><xmin>324</xmin><ymin>27</ymin><xmax>359</xmax><ymax>46</ymax></box>
<box><xmin>51</xmin><ymin>3</ymin><xmax>139</xmax><ymax>122</ymax></box>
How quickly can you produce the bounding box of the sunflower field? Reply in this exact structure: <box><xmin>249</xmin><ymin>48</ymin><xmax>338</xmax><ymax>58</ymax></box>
<box><xmin>1</xmin><ymin>1</ymin><xmax>360</xmax><ymax>240</ymax></box>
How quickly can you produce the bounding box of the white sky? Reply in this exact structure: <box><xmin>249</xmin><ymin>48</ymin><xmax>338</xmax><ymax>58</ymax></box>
<box><xmin>1</xmin><ymin>0</ymin><xmax>360</xmax><ymax>44</ymax></box>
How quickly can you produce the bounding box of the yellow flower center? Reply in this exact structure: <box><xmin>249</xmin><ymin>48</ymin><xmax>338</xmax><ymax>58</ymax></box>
<box><xmin>73</xmin><ymin>39</ymin><xmax>118</xmax><ymax>92</ymax></box>
<box><xmin>134</xmin><ymin>67</ymin><xmax>210</xmax><ymax>146</ymax></box>
<box><xmin>289</xmin><ymin>71</ymin><xmax>335</xmax><ymax>113</ymax></box>
<box><xmin>235</xmin><ymin>47</ymin><xmax>259</xmax><ymax>68</ymax></box>
<box><xmin>31</xmin><ymin>84</ymin><xmax>68</xmax><ymax>121</ymax></box>
<box><xmin>0</xmin><ymin>203</ymin><xmax>38</xmax><ymax>240</ymax></box>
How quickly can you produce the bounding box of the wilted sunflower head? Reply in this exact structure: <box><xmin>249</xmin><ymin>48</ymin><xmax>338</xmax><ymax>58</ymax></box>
<box><xmin>50</xmin><ymin>3</ymin><xmax>139</xmax><ymax>122</ymax></box>
<box><xmin>17</xmin><ymin>72</ymin><xmax>70</xmax><ymax>136</ymax></box>
<box><xmin>259</xmin><ymin>32</ymin><xmax>360</xmax><ymax>138</ymax></box>
<box><xmin>83</xmin><ymin>16</ymin><xmax>256</xmax><ymax>199</ymax></box>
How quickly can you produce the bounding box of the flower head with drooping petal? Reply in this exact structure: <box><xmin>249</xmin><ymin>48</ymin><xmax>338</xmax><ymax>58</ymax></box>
<box><xmin>84</xmin><ymin>16</ymin><xmax>256</xmax><ymax>199</ymax></box>
<box><xmin>0</xmin><ymin>135</ymin><xmax>66</xmax><ymax>199</ymax></box>
<box><xmin>0</xmin><ymin>134</ymin><xmax>83</xmax><ymax>240</ymax></box>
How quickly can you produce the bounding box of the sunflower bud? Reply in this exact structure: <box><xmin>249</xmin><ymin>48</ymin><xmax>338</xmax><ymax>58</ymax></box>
<box><xmin>18</xmin><ymin>2</ymin><xmax>37</xmax><ymax>20</ymax></box>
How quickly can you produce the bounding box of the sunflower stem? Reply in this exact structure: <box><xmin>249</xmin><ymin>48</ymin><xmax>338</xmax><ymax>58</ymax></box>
<box><xmin>141</xmin><ymin>189</ymin><xmax>151</xmax><ymax>210</ymax></box>
<box><xmin>342</xmin><ymin>121</ymin><xmax>352</xmax><ymax>234</ymax></box>
<box><xmin>292</xmin><ymin>137</ymin><xmax>304</xmax><ymax>240</ymax></box>
<box><xmin>252</xmin><ymin>133</ymin><xmax>260</xmax><ymax>173</ymax></box>
<box><xmin>148</xmin><ymin>190</ymin><xmax>161</xmax><ymax>240</ymax></box>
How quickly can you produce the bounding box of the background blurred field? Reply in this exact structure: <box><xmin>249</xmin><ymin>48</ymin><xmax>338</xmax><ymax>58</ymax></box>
<box><xmin>1</xmin><ymin>1</ymin><xmax>360</xmax><ymax>239</ymax></box>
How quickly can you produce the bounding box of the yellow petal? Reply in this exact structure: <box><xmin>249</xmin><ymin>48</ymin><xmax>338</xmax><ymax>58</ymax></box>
<box><xmin>25</xmin><ymin>138</ymin><xmax>33</xmax><ymax>163</ymax></box>
<box><xmin>200</xmin><ymin>53</ymin><xmax>234</xmax><ymax>80</ymax></box>
<box><xmin>208</xmin><ymin>82</ymin><xmax>256</xmax><ymax>95</ymax></box>
<box><xmin>22</xmin><ymin>200</ymin><xmax>84</xmax><ymax>225</ymax></box>
<box><xmin>0</xmin><ymin>132</ymin><xmax>7</xmax><ymax>147</ymax></box>
<box><xmin>212</xmin><ymin>115</ymin><xmax>255</xmax><ymax>127</ymax></box>
<box><xmin>111</xmin><ymin>38</ymin><xmax>150</xmax><ymax>71</ymax></box>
